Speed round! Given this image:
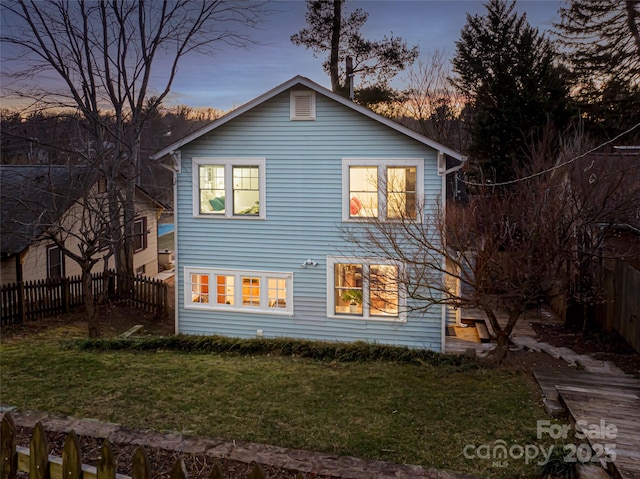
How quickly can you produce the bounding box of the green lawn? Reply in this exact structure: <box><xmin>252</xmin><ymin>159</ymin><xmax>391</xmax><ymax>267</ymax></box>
<box><xmin>0</xmin><ymin>328</ymin><xmax>559</xmax><ymax>478</ymax></box>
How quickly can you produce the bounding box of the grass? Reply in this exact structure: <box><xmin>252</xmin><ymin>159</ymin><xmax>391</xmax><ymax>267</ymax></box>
<box><xmin>0</xmin><ymin>324</ymin><xmax>559</xmax><ymax>478</ymax></box>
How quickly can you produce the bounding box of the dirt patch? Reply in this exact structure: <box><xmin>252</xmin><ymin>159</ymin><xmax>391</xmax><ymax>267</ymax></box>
<box><xmin>1</xmin><ymin>297</ymin><xmax>175</xmax><ymax>341</ymax></box>
<box><xmin>531</xmin><ymin>322</ymin><xmax>640</xmax><ymax>376</ymax></box>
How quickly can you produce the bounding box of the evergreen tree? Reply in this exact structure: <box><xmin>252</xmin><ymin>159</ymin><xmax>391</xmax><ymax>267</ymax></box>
<box><xmin>291</xmin><ymin>0</ymin><xmax>418</xmax><ymax>104</ymax></box>
<box><xmin>555</xmin><ymin>0</ymin><xmax>640</xmax><ymax>142</ymax></box>
<box><xmin>452</xmin><ymin>0</ymin><xmax>571</xmax><ymax>183</ymax></box>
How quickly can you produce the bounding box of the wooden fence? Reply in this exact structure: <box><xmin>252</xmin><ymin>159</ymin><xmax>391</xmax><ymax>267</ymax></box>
<box><xmin>596</xmin><ymin>259</ymin><xmax>640</xmax><ymax>353</ymax></box>
<box><xmin>0</xmin><ymin>271</ymin><xmax>168</xmax><ymax>326</ymax></box>
<box><xmin>0</xmin><ymin>413</ymin><xmax>296</xmax><ymax>479</ymax></box>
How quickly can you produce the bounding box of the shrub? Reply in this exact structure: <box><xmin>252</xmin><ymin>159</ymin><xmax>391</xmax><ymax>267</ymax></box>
<box><xmin>68</xmin><ymin>335</ymin><xmax>484</xmax><ymax>369</ymax></box>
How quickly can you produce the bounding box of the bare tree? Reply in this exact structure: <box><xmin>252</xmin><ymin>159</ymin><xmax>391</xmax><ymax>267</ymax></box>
<box><xmin>342</xmin><ymin>142</ymin><xmax>640</xmax><ymax>363</ymax></box>
<box><xmin>399</xmin><ymin>51</ymin><xmax>469</xmax><ymax>152</ymax></box>
<box><xmin>1</xmin><ymin>165</ymin><xmax>116</xmax><ymax>337</ymax></box>
<box><xmin>1</xmin><ymin>0</ymin><xmax>266</xmax><ymax>280</ymax></box>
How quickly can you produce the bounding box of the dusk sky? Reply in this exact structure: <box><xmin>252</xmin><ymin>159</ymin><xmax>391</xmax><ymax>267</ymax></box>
<box><xmin>0</xmin><ymin>0</ymin><xmax>563</xmax><ymax>113</ymax></box>
<box><xmin>161</xmin><ymin>0</ymin><xmax>563</xmax><ymax>111</ymax></box>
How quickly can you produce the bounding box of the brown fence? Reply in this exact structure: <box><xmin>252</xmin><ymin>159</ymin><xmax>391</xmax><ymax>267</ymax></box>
<box><xmin>0</xmin><ymin>271</ymin><xmax>168</xmax><ymax>326</ymax></box>
<box><xmin>609</xmin><ymin>260</ymin><xmax>640</xmax><ymax>353</ymax></box>
<box><xmin>0</xmin><ymin>413</ymin><xmax>289</xmax><ymax>479</ymax></box>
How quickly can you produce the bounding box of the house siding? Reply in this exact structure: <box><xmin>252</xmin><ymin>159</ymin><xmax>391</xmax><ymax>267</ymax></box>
<box><xmin>0</xmin><ymin>257</ymin><xmax>17</xmax><ymax>284</ymax></box>
<box><xmin>175</xmin><ymin>89</ymin><xmax>445</xmax><ymax>350</ymax></box>
<box><xmin>1</xmin><ymin>192</ymin><xmax>160</xmax><ymax>284</ymax></box>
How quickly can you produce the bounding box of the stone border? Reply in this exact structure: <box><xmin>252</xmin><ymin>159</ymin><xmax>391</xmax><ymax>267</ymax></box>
<box><xmin>2</xmin><ymin>407</ymin><xmax>479</xmax><ymax>479</ymax></box>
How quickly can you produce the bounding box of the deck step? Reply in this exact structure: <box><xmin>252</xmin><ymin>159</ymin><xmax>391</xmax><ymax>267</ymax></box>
<box><xmin>475</xmin><ymin>321</ymin><xmax>491</xmax><ymax>343</ymax></box>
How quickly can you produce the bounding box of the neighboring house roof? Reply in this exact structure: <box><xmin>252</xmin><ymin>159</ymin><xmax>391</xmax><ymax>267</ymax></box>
<box><xmin>0</xmin><ymin>165</ymin><xmax>99</xmax><ymax>256</ymax></box>
<box><xmin>150</xmin><ymin>75</ymin><xmax>464</xmax><ymax>162</ymax></box>
<box><xmin>0</xmin><ymin>165</ymin><xmax>166</xmax><ymax>257</ymax></box>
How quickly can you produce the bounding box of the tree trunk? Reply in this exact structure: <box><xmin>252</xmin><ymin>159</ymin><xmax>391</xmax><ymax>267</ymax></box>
<box><xmin>494</xmin><ymin>331</ymin><xmax>510</xmax><ymax>364</ymax></box>
<box><xmin>81</xmin><ymin>266</ymin><xmax>99</xmax><ymax>338</ymax></box>
<box><xmin>113</xmin><ymin>144</ymin><xmax>137</xmax><ymax>297</ymax></box>
<box><xmin>329</xmin><ymin>0</ymin><xmax>342</xmax><ymax>92</ymax></box>
<box><xmin>482</xmin><ymin>299</ymin><xmax>524</xmax><ymax>364</ymax></box>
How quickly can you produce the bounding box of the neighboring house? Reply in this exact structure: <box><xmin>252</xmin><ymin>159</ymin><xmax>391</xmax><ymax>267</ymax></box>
<box><xmin>0</xmin><ymin>165</ymin><xmax>163</xmax><ymax>284</ymax></box>
<box><xmin>151</xmin><ymin>76</ymin><xmax>464</xmax><ymax>351</ymax></box>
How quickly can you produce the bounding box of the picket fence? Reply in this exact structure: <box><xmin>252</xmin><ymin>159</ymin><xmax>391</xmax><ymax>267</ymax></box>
<box><xmin>0</xmin><ymin>271</ymin><xmax>168</xmax><ymax>326</ymax></box>
<box><xmin>0</xmin><ymin>414</ymin><xmax>297</xmax><ymax>479</ymax></box>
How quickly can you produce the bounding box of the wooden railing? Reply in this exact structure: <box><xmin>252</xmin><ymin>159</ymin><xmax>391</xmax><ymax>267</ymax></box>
<box><xmin>0</xmin><ymin>271</ymin><xmax>168</xmax><ymax>326</ymax></box>
<box><xmin>0</xmin><ymin>413</ymin><xmax>298</xmax><ymax>479</ymax></box>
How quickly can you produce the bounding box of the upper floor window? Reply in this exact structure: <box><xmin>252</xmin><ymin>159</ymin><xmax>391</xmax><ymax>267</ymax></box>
<box><xmin>47</xmin><ymin>245</ymin><xmax>64</xmax><ymax>279</ymax></box>
<box><xmin>343</xmin><ymin>159</ymin><xmax>422</xmax><ymax>221</ymax></box>
<box><xmin>193</xmin><ymin>158</ymin><xmax>265</xmax><ymax>219</ymax></box>
<box><xmin>184</xmin><ymin>267</ymin><xmax>293</xmax><ymax>315</ymax></box>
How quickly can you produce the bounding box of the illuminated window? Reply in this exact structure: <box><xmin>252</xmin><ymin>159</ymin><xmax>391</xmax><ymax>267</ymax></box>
<box><xmin>328</xmin><ymin>257</ymin><xmax>403</xmax><ymax>320</ymax></box>
<box><xmin>184</xmin><ymin>268</ymin><xmax>292</xmax><ymax>315</ymax></box>
<box><xmin>242</xmin><ymin>276</ymin><xmax>261</xmax><ymax>306</ymax></box>
<box><xmin>343</xmin><ymin>159</ymin><xmax>423</xmax><ymax>221</ymax></box>
<box><xmin>387</xmin><ymin>167</ymin><xmax>417</xmax><ymax>219</ymax></box>
<box><xmin>199</xmin><ymin>165</ymin><xmax>225</xmax><ymax>214</ymax></box>
<box><xmin>190</xmin><ymin>274</ymin><xmax>209</xmax><ymax>304</ymax></box>
<box><xmin>193</xmin><ymin>158</ymin><xmax>265</xmax><ymax>218</ymax></box>
<box><xmin>349</xmin><ymin>167</ymin><xmax>378</xmax><ymax>218</ymax></box>
<box><xmin>216</xmin><ymin>275</ymin><xmax>235</xmax><ymax>305</ymax></box>
<box><xmin>334</xmin><ymin>263</ymin><xmax>363</xmax><ymax>315</ymax></box>
<box><xmin>267</xmin><ymin>278</ymin><xmax>287</xmax><ymax>309</ymax></box>
<box><xmin>369</xmin><ymin>264</ymin><xmax>399</xmax><ymax>316</ymax></box>
<box><xmin>233</xmin><ymin>167</ymin><xmax>260</xmax><ymax>215</ymax></box>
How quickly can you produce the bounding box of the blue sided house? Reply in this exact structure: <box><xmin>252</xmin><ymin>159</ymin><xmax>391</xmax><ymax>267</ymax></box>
<box><xmin>151</xmin><ymin>76</ymin><xmax>464</xmax><ymax>351</ymax></box>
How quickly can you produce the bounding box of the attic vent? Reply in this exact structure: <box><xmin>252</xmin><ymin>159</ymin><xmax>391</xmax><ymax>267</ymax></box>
<box><xmin>290</xmin><ymin>90</ymin><xmax>316</xmax><ymax>121</ymax></box>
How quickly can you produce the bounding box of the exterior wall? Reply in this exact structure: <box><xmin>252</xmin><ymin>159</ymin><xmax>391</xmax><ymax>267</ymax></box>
<box><xmin>133</xmin><ymin>194</ymin><xmax>160</xmax><ymax>277</ymax></box>
<box><xmin>0</xmin><ymin>257</ymin><xmax>17</xmax><ymax>284</ymax></box>
<box><xmin>175</xmin><ymin>89</ymin><xmax>445</xmax><ymax>350</ymax></box>
<box><xmin>1</xmin><ymin>192</ymin><xmax>160</xmax><ymax>284</ymax></box>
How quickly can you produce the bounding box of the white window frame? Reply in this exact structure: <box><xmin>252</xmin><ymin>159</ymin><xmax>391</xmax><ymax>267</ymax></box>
<box><xmin>342</xmin><ymin>158</ymin><xmax>424</xmax><ymax>222</ymax></box>
<box><xmin>326</xmin><ymin>256</ymin><xmax>406</xmax><ymax>322</ymax></box>
<box><xmin>184</xmin><ymin>267</ymin><xmax>294</xmax><ymax>316</ymax></box>
<box><xmin>192</xmin><ymin>157</ymin><xmax>266</xmax><ymax>219</ymax></box>
<box><xmin>290</xmin><ymin>90</ymin><xmax>316</xmax><ymax>120</ymax></box>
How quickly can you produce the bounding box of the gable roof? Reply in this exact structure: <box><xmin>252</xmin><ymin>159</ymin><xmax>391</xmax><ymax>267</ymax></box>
<box><xmin>150</xmin><ymin>75</ymin><xmax>463</xmax><ymax>162</ymax></box>
<box><xmin>0</xmin><ymin>165</ymin><xmax>100</xmax><ymax>256</ymax></box>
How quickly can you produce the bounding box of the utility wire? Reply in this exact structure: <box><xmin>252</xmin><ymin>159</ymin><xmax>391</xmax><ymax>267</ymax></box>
<box><xmin>462</xmin><ymin>122</ymin><xmax>640</xmax><ymax>188</ymax></box>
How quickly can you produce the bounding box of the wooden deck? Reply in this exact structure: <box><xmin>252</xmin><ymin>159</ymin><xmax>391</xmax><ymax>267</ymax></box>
<box><xmin>444</xmin><ymin>304</ymin><xmax>562</xmax><ymax>354</ymax></box>
<box><xmin>533</xmin><ymin>366</ymin><xmax>640</xmax><ymax>479</ymax></box>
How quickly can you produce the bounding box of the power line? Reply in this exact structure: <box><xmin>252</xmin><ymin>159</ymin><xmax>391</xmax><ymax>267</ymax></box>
<box><xmin>462</xmin><ymin>122</ymin><xmax>640</xmax><ymax>188</ymax></box>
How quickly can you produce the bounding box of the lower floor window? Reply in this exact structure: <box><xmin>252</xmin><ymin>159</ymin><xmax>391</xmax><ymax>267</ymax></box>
<box><xmin>328</xmin><ymin>257</ymin><xmax>403</xmax><ymax>320</ymax></box>
<box><xmin>185</xmin><ymin>267</ymin><xmax>293</xmax><ymax>315</ymax></box>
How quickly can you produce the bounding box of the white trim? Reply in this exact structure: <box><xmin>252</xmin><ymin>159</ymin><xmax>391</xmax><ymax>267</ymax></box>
<box><xmin>342</xmin><ymin>158</ymin><xmax>424</xmax><ymax>222</ymax></box>
<box><xmin>150</xmin><ymin>76</ymin><xmax>463</xmax><ymax>162</ymax></box>
<box><xmin>290</xmin><ymin>90</ymin><xmax>316</xmax><ymax>120</ymax></box>
<box><xmin>326</xmin><ymin>256</ymin><xmax>406</xmax><ymax>322</ymax></box>
<box><xmin>192</xmin><ymin>157</ymin><xmax>266</xmax><ymax>219</ymax></box>
<box><xmin>184</xmin><ymin>266</ymin><xmax>294</xmax><ymax>316</ymax></box>
<box><xmin>173</xmin><ymin>172</ymin><xmax>179</xmax><ymax>334</ymax></box>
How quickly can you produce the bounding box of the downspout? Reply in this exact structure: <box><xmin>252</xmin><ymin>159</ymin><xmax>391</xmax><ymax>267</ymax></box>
<box><xmin>159</xmin><ymin>150</ymin><xmax>181</xmax><ymax>333</ymax></box>
<box><xmin>439</xmin><ymin>152</ymin><xmax>467</xmax><ymax>352</ymax></box>
<box><xmin>170</xmin><ymin>151</ymin><xmax>180</xmax><ymax>334</ymax></box>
